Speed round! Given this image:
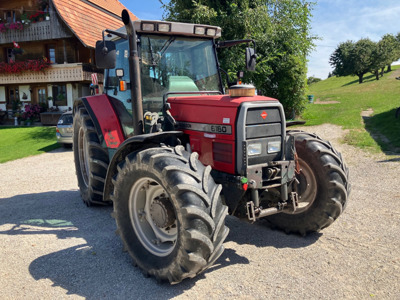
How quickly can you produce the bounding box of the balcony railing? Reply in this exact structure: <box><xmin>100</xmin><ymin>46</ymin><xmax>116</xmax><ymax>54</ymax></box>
<box><xmin>0</xmin><ymin>17</ymin><xmax>72</xmax><ymax>44</ymax></box>
<box><xmin>0</xmin><ymin>63</ymin><xmax>103</xmax><ymax>84</ymax></box>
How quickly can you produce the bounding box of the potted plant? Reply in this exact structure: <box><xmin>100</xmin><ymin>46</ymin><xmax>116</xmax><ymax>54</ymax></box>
<box><xmin>21</xmin><ymin>13</ymin><xmax>29</xmax><ymax>25</ymax></box>
<box><xmin>29</xmin><ymin>11</ymin><xmax>45</xmax><ymax>23</ymax></box>
<box><xmin>57</xmin><ymin>93</ymin><xmax>65</xmax><ymax>104</ymax></box>
<box><xmin>12</xmin><ymin>99</ymin><xmax>21</xmax><ymax>112</ymax></box>
<box><xmin>0</xmin><ymin>23</ymin><xmax>8</xmax><ymax>33</ymax></box>
<box><xmin>13</xmin><ymin>112</ymin><xmax>21</xmax><ymax>125</ymax></box>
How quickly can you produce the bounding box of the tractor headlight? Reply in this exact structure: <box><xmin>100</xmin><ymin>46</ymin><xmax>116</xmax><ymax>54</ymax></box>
<box><xmin>267</xmin><ymin>141</ymin><xmax>281</xmax><ymax>153</ymax></box>
<box><xmin>248</xmin><ymin>143</ymin><xmax>262</xmax><ymax>156</ymax></box>
<box><xmin>141</xmin><ymin>23</ymin><xmax>155</xmax><ymax>32</ymax></box>
<box><xmin>194</xmin><ymin>26</ymin><xmax>206</xmax><ymax>35</ymax></box>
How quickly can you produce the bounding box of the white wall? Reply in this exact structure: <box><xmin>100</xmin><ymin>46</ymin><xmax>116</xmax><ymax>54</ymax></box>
<box><xmin>0</xmin><ymin>86</ymin><xmax>5</xmax><ymax>111</ymax></box>
<box><xmin>19</xmin><ymin>85</ymin><xmax>31</xmax><ymax>105</ymax></box>
<box><xmin>46</xmin><ymin>84</ymin><xmax>54</xmax><ymax>107</ymax></box>
<box><xmin>66</xmin><ymin>83</ymin><xmax>73</xmax><ymax>110</ymax></box>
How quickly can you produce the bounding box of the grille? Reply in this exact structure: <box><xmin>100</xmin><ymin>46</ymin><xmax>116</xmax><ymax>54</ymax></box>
<box><xmin>235</xmin><ymin>102</ymin><xmax>286</xmax><ymax>175</ymax></box>
<box><xmin>244</xmin><ymin>107</ymin><xmax>283</xmax><ymax>165</ymax></box>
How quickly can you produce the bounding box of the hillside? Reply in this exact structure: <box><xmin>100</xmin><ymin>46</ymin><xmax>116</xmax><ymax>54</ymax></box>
<box><xmin>302</xmin><ymin>66</ymin><xmax>400</xmax><ymax>154</ymax></box>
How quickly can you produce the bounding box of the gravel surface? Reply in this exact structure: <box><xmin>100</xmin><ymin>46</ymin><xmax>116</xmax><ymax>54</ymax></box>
<box><xmin>0</xmin><ymin>124</ymin><xmax>399</xmax><ymax>299</ymax></box>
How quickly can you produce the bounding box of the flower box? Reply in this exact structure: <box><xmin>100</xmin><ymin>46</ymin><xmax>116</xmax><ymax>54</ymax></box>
<box><xmin>40</xmin><ymin>112</ymin><xmax>62</xmax><ymax>125</ymax></box>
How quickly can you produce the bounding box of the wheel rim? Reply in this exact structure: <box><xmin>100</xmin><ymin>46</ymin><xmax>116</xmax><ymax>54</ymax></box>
<box><xmin>129</xmin><ymin>177</ymin><xmax>177</xmax><ymax>257</ymax></box>
<box><xmin>78</xmin><ymin>127</ymin><xmax>90</xmax><ymax>187</ymax></box>
<box><xmin>291</xmin><ymin>158</ymin><xmax>318</xmax><ymax>214</ymax></box>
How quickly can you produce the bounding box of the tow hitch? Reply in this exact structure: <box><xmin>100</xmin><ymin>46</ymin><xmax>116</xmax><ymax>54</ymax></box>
<box><xmin>246</xmin><ymin>191</ymin><xmax>299</xmax><ymax>222</ymax></box>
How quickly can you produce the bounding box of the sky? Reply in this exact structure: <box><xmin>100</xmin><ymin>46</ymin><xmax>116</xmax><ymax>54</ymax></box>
<box><xmin>119</xmin><ymin>0</ymin><xmax>400</xmax><ymax>79</ymax></box>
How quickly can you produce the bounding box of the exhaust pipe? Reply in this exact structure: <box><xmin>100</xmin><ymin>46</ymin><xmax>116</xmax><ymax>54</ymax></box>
<box><xmin>121</xmin><ymin>9</ymin><xmax>144</xmax><ymax>135</ymax></box>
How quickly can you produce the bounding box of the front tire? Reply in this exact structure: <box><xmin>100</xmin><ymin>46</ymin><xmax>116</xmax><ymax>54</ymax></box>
<box><xmin>265</xmin><ymin>130</ymin><xmax>350</xmax><ymax>235</ymax></box>
<box><xmin>73</xmin><ymin>106</ymin><xmax>109</xmax><ymax>206</ymax></box>
<box><xmin>112</xmin><ymin>146</ymin><xmax>229</xmax><ymax>284</ymax></box>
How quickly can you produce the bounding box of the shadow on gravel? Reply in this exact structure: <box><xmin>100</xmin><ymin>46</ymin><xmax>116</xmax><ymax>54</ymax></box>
<box><xmin>0</xmin><ymin>190</ymin><xmax>319</xmax><ymax>299</ymax></box>
<box><xmin>363</xmin><ymin>108</ymin><xmax>400</xmax><ymax>156</ymax></box>
<box><xmin>225</xmin><ymin>217</ymin><xmax>322</xmax><ymax>249</ymax></box>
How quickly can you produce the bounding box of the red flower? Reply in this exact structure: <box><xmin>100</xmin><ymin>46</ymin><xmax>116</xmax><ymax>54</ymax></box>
<box><xmin>0</xmin><ymin>58</ymin><xmax>50</xmax><ymax>74</ymax></box>
<box><xmin>9</xmin><ymin>22</ymin><xmax>23</xmax><ymax>31</ymax></box>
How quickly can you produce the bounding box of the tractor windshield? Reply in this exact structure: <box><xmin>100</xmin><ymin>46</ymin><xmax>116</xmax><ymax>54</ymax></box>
<box><xmin>104</xmin><ymin>35</ymin><xmax>221</xmax><ymax>136</ymax></box>
<box><xmin>140</xmin><ymin>35</ymin><xmax>222</xmax><ymax>112</ymax></box>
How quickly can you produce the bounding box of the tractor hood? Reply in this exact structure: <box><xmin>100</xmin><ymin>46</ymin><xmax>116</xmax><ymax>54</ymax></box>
<box><xmin>168</xmin><ymin>94</ymin><xmax>278</xmax><ymax>108</ymax></box>
<box><xmin>168</xmin><ymin>94</ymin><xmax>279</xmax><ymax>124</ymax></box>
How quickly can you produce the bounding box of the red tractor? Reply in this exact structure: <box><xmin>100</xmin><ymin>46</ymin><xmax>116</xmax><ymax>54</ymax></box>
<box><xmin>73</xmin><ymin>10</ymin><xmax>350</xmax><ymax>284</ymax></box>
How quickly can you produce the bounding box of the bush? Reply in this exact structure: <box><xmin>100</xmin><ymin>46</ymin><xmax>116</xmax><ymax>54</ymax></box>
<box><xmin>307</xmin><ymin>76</ymin><xmax>322</xmax><ymax>85</ymax></box>
<box><xmin>22</xmin><ymin>104</ymin><xmax>41</xmax><ymax>122</ymax></box>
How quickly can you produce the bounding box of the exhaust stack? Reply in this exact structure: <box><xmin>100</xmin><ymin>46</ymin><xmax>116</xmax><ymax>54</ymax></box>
<box><xmin>122</xmin><ymin>9</ymin><xmax>144</xmax><ymax>135</ymax></box>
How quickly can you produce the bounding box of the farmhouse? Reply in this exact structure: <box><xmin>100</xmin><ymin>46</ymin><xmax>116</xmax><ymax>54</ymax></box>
<box><xmin>0</xmin><ymin>0</ymin><xmax>136</xmax><ymax>122</ymax></box>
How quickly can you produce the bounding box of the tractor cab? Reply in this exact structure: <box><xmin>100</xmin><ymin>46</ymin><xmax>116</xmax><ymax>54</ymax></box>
<box><xmin>100</xmin><ymin>28</ymin><xmax>222</xmax><ymax>137</ymax></box>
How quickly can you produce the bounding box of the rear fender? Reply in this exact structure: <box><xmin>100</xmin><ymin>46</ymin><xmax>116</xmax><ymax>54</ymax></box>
<box><xmin>103</xmin><ymin>131</ymin><xmax>183</xmax><ymax>202</ymax></box>
<box><xmin>73</xmin><ymin>95</ymin><xmax>125</xmax><ymax>149</ymax></box>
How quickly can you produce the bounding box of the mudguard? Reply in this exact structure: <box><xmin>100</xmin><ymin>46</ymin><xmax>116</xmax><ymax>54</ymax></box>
<box><xmin>74</xmin><ymin>95</ymin><xmax>125</xmax><ymax>149</ymax></box>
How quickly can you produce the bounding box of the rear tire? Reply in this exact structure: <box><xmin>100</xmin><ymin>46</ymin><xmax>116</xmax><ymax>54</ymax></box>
<box><xmin>73</xmin><ymin>106</ymin><xmax>110</xmax><ymax>206</ymax></box>
<box><xmin>112</xmin><ymin>146</ymin><xmax>229</xmax><ymax>284</ymax></box>
<box><xmin>265</xmin><ymin>130</ymin><xmax>350</xmax><ymax>235</ymax></box>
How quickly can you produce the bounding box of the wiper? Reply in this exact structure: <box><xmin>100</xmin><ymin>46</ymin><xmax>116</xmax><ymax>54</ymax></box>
<box><xmin>147</xmin><ymin>37</ymin><xmax>157</xmax><ymax>77</ymax></box>
<box><xmin>159</xmin><ymin>36</ymin><xmax>176</xmax><ymax>58</ymax></box>
<box><xmin>148</xmin><ymin>37</ymin><xmax>176</xmax><ymax>67</ymax></box>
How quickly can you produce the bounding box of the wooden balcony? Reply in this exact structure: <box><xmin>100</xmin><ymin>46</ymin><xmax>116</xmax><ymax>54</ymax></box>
<box><xmin>0</xmin><ymin>14</ymin><xmax>72</xmax><ymax>44</ymax></box>
<box><xmin>0</xmin><ymin>63</ymin><xmax>103</xmax><ymax>85</ymax></box>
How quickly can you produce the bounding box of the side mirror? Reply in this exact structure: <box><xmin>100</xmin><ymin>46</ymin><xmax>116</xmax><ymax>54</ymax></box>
<box><xmin>95</xmin><ymin>40</ymin><xmax>116</xmax><ymax>69</ymax></box>
<box><xmin>245</xmin><ymin>47</ymin><xmax>256</xmax><ymax>71</ymax></box>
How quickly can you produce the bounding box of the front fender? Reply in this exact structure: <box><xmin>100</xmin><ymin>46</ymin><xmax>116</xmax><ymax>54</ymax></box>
<box><xmin>74</xmin><ymin>95</ymin><xmax>125</xmax><ymax>149</ymax></box>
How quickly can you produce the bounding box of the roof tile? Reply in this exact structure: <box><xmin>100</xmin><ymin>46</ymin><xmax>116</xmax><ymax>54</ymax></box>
<box><xmin>52</xmin><ymin>0</ymin><xmax>138</xmax><ymax>48</ymax></box>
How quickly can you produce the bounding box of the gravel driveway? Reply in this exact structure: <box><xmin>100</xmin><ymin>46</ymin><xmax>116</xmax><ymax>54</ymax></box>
<box><xmin>0</xmin><ymin>124</ymin><xmax>399</xmax><ymax>299</ymax></box>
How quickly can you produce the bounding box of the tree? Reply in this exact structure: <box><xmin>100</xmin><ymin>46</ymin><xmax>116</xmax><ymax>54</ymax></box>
<box><xmin>330</xmin><ymin>38</ymin><xmax>375</xmax><ymax>84</ymax></box>
<box><xmin>379</xmin><ymin>34</ymin><xmax>399</xmax><ymax>72</ymax></box>
<box><xmin>370</xmin><ymin>40</ymin><xmax>385</xmax><ymax>80</ymax></box>
<box><xmin>307</xmin><ymin>76</ymin><xmax>321</xmax><ymax>85</ymax></box>
<box><xmin>161</xmin><ymin>0</ymin><xmax>316</xmax><ymax>116</ymax></box>
<box><xmin>329</xmin><ymin>40</ymin><xmax>355</xmax><ymax>78</ymax></box>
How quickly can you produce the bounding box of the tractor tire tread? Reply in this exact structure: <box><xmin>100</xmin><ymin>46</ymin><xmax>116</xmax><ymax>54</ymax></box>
<box><xmin>265</xmin><ymin>130</ymin><xmax>350</xmax><ymax>235</ymax></box>
<box><xmin>112</xmin><ymin>146</ymin><xmax>228</xmax><ymax>284</ymax></box>
<box><xmin>73</xmin><ymin>105</ymin><xmax>110</xmax><ymax>206</ymax></box>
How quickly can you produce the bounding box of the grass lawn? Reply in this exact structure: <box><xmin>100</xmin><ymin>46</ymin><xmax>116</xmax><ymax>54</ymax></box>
<box><xmin>303</xmin><ymin>66</ymin><xmax>400</xmax><ymax>154</ymax></box>
<box><xmin>0</xmin><ymin>126</ymin><xmax>60</xmax><ymax>163</ymax></box>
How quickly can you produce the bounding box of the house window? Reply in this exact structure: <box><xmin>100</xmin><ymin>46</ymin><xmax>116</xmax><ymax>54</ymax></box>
<box><xmin>47</xmin><ymin>44</ymin><xmax>56</xmax><ymax>63</ymax></box>
<box><xmin>52</xmin><ymin>84</ymin><xmax>67</xmax><ymax>106</ymax></box>
<box><xmin>5</xmin><ymin>11</ymin><xmax>16</xmax><ymax>23</ymax></box>
<box><xmin>38</xmin><ymin>88</ymin><xmax>47</xmax><ymax>105</ymax></box>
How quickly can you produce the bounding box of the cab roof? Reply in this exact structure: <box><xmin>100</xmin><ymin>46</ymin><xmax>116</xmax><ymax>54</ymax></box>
<box><xmin>108</xmin><ymin>20</ymin><xmax>222</xmax><ymax>40</ymax></box>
